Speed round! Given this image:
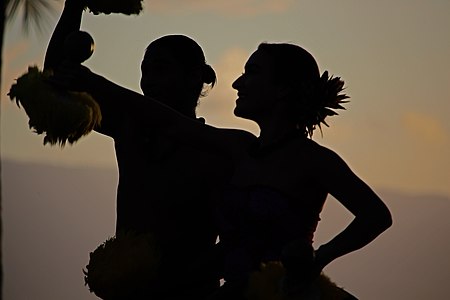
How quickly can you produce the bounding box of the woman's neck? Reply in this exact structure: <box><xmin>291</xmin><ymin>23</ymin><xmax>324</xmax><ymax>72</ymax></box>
<box><xmin>257</xmin><ymin>112</ymin><xmax>299</xmax><ymax>148</ymax></box>
<box><xmin>249</xmin><ymin>122</ymin><xmax>303</xmax><ymax>158</ymax></box>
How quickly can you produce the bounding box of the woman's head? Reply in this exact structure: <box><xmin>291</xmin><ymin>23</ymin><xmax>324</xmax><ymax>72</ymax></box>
<box><xmin>140</xmin><ymin>35</ymin><xmax>216</xmax><ymax>117</ymax></box>
<box><xmin>257</xmin><ymin>43</ymin><xmax>320</xmax><ymax>86</ymax></box>
<box><xmin>233</xmin><ymin>43</ymin><xmax>348</xmax><ymax>137</ymax></box>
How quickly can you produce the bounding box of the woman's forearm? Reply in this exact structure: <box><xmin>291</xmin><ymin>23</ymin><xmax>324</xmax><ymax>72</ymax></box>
<box><xmin>315</xmin><ymin>206</ymin><xmax>392</xmax><ymax>271</ymax></box>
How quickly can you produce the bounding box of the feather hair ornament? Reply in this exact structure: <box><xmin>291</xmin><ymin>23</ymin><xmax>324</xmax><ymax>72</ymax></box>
<box><xmin>298</xmin><ymin>71</ymin><xmax>350</xmax><ymax>138</ymax></box>
<box><xmin>8</xmin><ymin>66</ymin><xmax>102</xmax><ymax>146</ymax></box>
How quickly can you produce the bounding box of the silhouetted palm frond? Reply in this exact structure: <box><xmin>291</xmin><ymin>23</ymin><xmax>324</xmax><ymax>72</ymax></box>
<box><xmin>6</xmin><ymin>0</ymin><xmax>56</xmax><ymax>33</ymax></box>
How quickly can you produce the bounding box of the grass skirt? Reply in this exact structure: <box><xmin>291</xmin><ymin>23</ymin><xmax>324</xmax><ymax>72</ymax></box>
<box><xmin>84</xmin><ymin>231</ymin><xmax>161</xmax><ymax>299</ymax></box>
<box><xmin>246</xmin><ymin>262</ymin><xmax>357</xmax><ymax>300</ymax></box>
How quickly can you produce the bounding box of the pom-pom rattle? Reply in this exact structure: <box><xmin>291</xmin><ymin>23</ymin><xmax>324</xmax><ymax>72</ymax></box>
<box><xmin>8</xmin><ymin>31</ymin><xmax>101</xmax><ymax>146</ymax></box>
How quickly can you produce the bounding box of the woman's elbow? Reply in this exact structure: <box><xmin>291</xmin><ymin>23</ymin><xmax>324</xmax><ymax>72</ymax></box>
<box><xmin>382</xmin><ymin>207</ymin><xmax>393</xmax><ymax>230</ymax></box>
<box><xmin>374</xmin><ymin>204</ymin><xmax>393</xmax><ymax>233</ymax></box>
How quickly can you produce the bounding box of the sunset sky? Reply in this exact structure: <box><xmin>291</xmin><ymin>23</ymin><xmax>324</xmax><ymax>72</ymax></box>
<box><xmin>1</xmin><ymin>1</ymin><xmax>450</xmax><ymax>298</ymax></box>
<box><xmin>2</xmin><ymin>0</ymin><xmax>449</xmax><ymax>197</ymax></box>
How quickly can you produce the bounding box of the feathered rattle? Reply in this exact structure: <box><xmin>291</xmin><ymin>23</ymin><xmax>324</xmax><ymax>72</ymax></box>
<box><xmin>85</xmin><ymin>0</ymin><xmax>144</xmax><ymax>15</ymax></box>
<box><xmin>8</xmin><ymin>31</ymin><xmax>102</xmax><ymax>146</ymax></box>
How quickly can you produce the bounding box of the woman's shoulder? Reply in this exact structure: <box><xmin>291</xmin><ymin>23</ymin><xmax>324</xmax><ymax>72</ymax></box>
<box><xmin>291</xmin><ymin>137</ymin><xmax>346</xmax><ymax>168</ymax></box>
<box><xmin>289</xmin><ymin>137</ymin><xmax>328</xmax><ymax>154</ymax></box>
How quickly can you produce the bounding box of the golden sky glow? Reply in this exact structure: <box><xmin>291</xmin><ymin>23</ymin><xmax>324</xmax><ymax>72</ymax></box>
<box><xmin>146</xmin><ymin>0</ymin><xmax>295</xmax><ymax>16</ymax></box>
<box><xmin>2</xmin><ymin>0</ymin><xmax>449</xmax><ymax>197</ymax></box>
<box><xmin>2</xmin><ymin>2</ymin><xmax>450</xmax><ymax>299</ymax></box>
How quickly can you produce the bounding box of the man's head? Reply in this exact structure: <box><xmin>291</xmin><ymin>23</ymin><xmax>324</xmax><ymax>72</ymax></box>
<box><xmin>140</xmin><ymin>35</ymin><xmax>216</xmax><ymax>117</ymax></box>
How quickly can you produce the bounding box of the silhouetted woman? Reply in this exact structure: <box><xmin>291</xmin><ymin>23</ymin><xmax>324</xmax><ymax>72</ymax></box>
<box><xmin>58</xmin><ymin>40</ymin><xmax>392</xmax><ymax>299</ymax></box>
<box><xmin>45</xmin><ymin>1</ymin><xmax>227</xmax><ymax>299</ymax></box>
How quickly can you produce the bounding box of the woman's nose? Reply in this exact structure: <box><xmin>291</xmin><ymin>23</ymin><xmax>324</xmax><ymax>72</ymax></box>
<box><xmin>232</xmin><ymin>74</ymin><xmax>243</xmax><ymax>90</ymax></box>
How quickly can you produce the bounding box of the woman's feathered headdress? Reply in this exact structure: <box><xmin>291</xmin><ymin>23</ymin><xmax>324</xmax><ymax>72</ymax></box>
<box><xmin>299</xmin><ymin>71</ymin><xmax>350</xmax><ymax>138</ymax></box>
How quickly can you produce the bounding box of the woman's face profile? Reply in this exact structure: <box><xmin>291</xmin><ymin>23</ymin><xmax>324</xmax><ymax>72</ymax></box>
<box><xmin>232</xmin><ymin>50</ymin><xmax>280</xmax><ymax>121</ymax></box>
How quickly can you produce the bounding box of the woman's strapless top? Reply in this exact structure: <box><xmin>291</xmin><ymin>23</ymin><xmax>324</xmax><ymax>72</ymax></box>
<box><xmin>216</xmin><ymin>185</ymin><xmax>321</xmax><ymax>282</ymax></box>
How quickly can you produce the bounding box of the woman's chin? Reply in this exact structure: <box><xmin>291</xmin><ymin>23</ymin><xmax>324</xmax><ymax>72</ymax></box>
<box><xmin>233</xmin><ymin>105</ymin><xmax>244</xmax><ymax>118</ymax></box>
<box><xmin>233</xmin><ymin>106</ymin><xmax>253</xmax><ymax>121</ymax></box>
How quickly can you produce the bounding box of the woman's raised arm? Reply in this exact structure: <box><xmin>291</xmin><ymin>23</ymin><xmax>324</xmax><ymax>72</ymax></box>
<box><xmin>44</xmin><ymin>0</ymin><xmax>85</xmax><ymax>70</ymax></box>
